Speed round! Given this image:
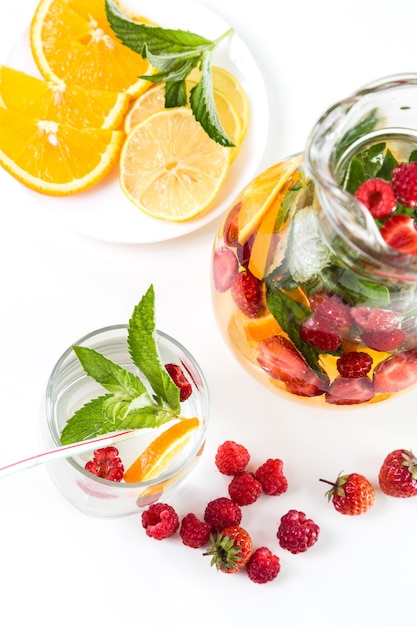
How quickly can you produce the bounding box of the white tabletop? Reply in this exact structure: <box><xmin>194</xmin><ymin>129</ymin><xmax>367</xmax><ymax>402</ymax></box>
<box><xmin>1</xmin><ymin>1</ymin><xmax>417</xmax><ymax>624</ymax></box>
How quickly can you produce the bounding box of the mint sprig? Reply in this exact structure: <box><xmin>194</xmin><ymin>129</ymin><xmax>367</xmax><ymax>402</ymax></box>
<box><xmin>60</xmin><ymin>285</ymin><xmax>182</xmax><ymax>445</ymax></box>
<box><xmin>105</xmin><ymin>0</ymin><xmax>235</xmax><ymax>147</ymax></box>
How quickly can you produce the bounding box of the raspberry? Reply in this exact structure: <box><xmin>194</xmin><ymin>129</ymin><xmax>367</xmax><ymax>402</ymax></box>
<box><xmin>312</xmin><ymin>293</ymin><xmax>352</xmax><ymax>328</ymax></box>
<box><xmin>246</xmin><ymin>547</ymin><xmax>281</xmax><ymax>584</ymax></box>
<box><xmin>255</xmin><ymin>458</ymin><xmax>288</xmax><ymax>496</ymax></box>
<box><xmin>300</xmin><ymin>314</ymin><xmax>342</xmax><ymax>352</ymax></box>
<box><xmin>354</xmin><ymin>178</ymin><xmax>396</xmax><ymax>218</ymax></box>
<box><xmin>350</xmin><ymin>306</ymin><xmax>400</xmax><ymax>331</ymax></box>
<box><xmin>361</xmin><ymin>328</ymin><xmax>405</xmax><ymax>352</ymax></box>
<box><xmin>141</xmin><ymin>503</ymin><xmax>179</xmax><ymax>540</ymax></box>
<box><xmin>204</xmin><ymin>497</ymin><xmax>242</xmax><ymax>531</ymax></box>
<box><xmin>164</xmin><ymin>363</ymin><xmax>192</xmax><ymax>401</ymax></box>
<box><xmin>391</xmin><ymin>161</ymin><xmax>417</xmax><ymax>207</ymax></box>
<box><xmin>228</xmin><ymin>472</ymin><xmax>262</xmax><ymax>506</ymax></box>
<box><xmin>277</xmin><ymin>509</ymin><xmax>320</xmax><ymax>554</ymax></box>
<box><xmin>180</xmin><ymin>513</ymin><xmax>211</xmax><ymax>548</ymax></box>
<box><xmin>84</xmin><ymin>446</ymin><xmax>124</xmax><ymax>482</ymax></box>
<box><xmin>336</xmin><ymin>352</ymin><xmax>373</xmax><ymax>378</ymax></box>
<box><xmin>214</xmin><ymin>440</ymin><xmax>250</xmax><ymax>475</ymax></box>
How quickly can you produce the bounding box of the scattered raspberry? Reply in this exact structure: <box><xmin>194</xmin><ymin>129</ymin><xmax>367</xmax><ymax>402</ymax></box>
<box><xmin>141</xmin><ymin>503</ymin><xmax>180</xmax><ymax>540</ymax></box>
<box><xmin>230</xmin><ymin>269</ymin><xmax>266</xmax><ymax>318</ymax></box>
<box><xmin>204</xmin><ymin>497</ymin><xmax>242</xmax><ymax>531</ymax></box>
<box><xmin>215</xmin><ymin>440</ymin><xmax>250</xmax><ymax>475</ymax></box>
<box><xmin>255</xmin><ymin>458</ymin><xmax>288</xmax><ymax>495</ymax></box>
<box><xmin>84</xmin><ymin>446</ymin><xmax>124</xmax><ymax>482</ymax></box>
<box><xmin>277</xmin><ymin>509</ymin><xmax>320</xmax><ymax>554</ymax></box>
<box><xmin>311</xmin><ymin>293</ymin><xmax>352</xmax><ymax>328</ymax></box>
<box><xmin>300</xmin><ymin>314</ymin><xmax>343</xmax><ymax>352</ymax></box>
<box><xmin>361</xmin><ymin>328</ymin><xmax>405</xmax><ymax>352</ymax></box>
<box><xmin>228</xmin><ymin>472</ymin><xmax>262</xmax><ymax>506</ymax></box>
<box><xmin>246</xmin><ymin>547</ymin><xmax>280</xmax><ymax>584</ymax></box>
<box><xmin>380</xmin><ymin>214</ymin><xmax>417</xmax><ymax>255</ymax></box>
<box><xmin>354</xmin><ymin>178</ymin><xmax>396</xmax><ymax>218</ymax></box>
<box><xmin>212</xmin><ymin>246</ymin><xmax>238</xmax><ymax>293</ymax></box>
<box><xmin>391</xmin><ymin>161</ymin><xmax>417</xmax><ymax>207</ymax></box>
<box><xmin>336</xmin><ymin>352</ymin><xmax>373</xmax><ymax>378</ymax></box>
<box><xmin>164</xmin><ymin>363</ymin><xmax>192</xmax><ymax>401</ymax></box>
<box><xmin>180</xmin><ymin>513</ymin><xmax>211</xmax><ymax>548</ymax></box>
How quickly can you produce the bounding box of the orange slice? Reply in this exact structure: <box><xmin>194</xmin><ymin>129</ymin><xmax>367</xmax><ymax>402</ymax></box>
<box><xmin>30</xmin><ymin>0</ymin><xmax>156</xmax><ymax>97</ymax></box>
<box><xmin>0</xmin><ymin>106</ymin><xmax>124</xmax><ymax>195</ymax></box>
<box><xmin>119</xmin><ymin>108</ymin><xmax>232</xmax><ymax>221</ymax></box>
<box><xmin>237</xmin><ymin>154</ymin><xmax>302</xmax><ymax>244</ymax></box>
<box><xmin>124</xmin><ymin>417</ymin><xmax>200</xmax><ymax>483</ymax></box>
<box><xmin>244</xmin><ymin>314</ymin><xmax>282</xmax><ymax>343</ymax></box>
<box><xmin>0</xmin><ymin>65</ymin><xmax>129</xmax><ymax>129</ymax></box>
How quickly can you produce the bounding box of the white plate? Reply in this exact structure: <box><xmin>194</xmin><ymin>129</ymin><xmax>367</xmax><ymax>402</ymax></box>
<box><xmin>7</xmin><ymin>0</ymin><xmax>269</xmax><ymax>244</ymax></box>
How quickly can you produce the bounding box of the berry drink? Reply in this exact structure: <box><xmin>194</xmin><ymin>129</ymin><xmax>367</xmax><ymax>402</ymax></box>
<box><xmin>211</xmin><ymin>76</ymin><xmax>417</xmax><ymax>406</ymax></box>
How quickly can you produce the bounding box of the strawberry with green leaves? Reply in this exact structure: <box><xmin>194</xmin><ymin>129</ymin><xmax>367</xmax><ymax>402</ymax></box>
<box><xmin>204</xmin><ymin>525</ymin><xmax>252</xmax><ymax>574</ymax></box>
<box><xmin>320</xmin><ymin>472</ymin><xmax>375</xmax><ymax>515</ymax></box>
<box><xmin>378</xmin><ymin>449</ymin><xmax>417</xmax><ymax>498</ymax></box>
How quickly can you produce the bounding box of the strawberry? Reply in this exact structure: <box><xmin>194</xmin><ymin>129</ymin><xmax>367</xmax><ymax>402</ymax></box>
<box><xmin>212</xmin><ymin>246</ymin><xmax>238</xmax><ymax>293</ymax></box>
<box><xmin>361</xmin><ymin>328</ymin><xmax>405</xmax><ymax>352</ymax></box>
<box><xmin>373</xmin><ymin>349</ymin><xmax>417</xmax><ymax>393</ymax></box>
<box><xmin>204</xmin><ymin>525</ymin><xmax>252</xmax><ymax>573</ymax></box>
<box><xmin>325</xmin><ymin>375</ymin><xmax>375</xmax><ymax>405</ymax></box>
<box><xmin>336</xmin><ymin>352</ymin><xmax>373</xmax><ymax>378</ymax></box>
<box><xmin>320</xmin><ymin>472</ymin><xmax>375</xmax><ymax>515</ymax></box>
<box><xmin>164</xmin><ymin>363</ymin><xmax>192</xmax><ymax>401</ymax></box>
<box><xmin>277</xmin><ymin>510</ymin><xmax>320</xmax><ymax>554</ymax></box>
<box><xmin>222</xmin><ymin>201</ymin><xmax>240</xmax><ymax>246</ymax></box>
<box><xmin>300</xmin><ymin>314</ymin><xmax>343</xmax><ymax>352</ymax></box>
<box><xmin>391</xmin><ymin>161</ymin><xmax>417</xmax><ymax>207</ymax></box>
<box><xmin>257</xmin><ymin>335</ymin><xmax>329</xmax><ymax>396</ymax></box>
<box><xmin>378</xmin><ymin>449</ymin><xmax>417</xmax><ymax>498</ymax></box>
<box><xmin>230</xmin><ymin>269</ymin><xmax>266</xmax><ymax>318</ymax></box>
<box><xmin>354</xmin><ymin>178</ymin><xmax>396</xmax><ymax>218</ymax></box>
<box><xmin>380</xmin><ymin>214</ymin><xmax>417</xmax><ymax>254</ymax></box>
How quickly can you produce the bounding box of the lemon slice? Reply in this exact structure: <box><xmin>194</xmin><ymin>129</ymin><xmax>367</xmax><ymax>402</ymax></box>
<box><xmin>119</xmin><ymin>108</ymin><xmax>232</xmax><ymax>221</ymax></box>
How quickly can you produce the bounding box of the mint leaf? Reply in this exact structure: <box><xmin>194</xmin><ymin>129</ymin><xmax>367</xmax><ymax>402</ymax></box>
<box><xmin>72</xmin><ymin>345</ymin><xmax>149</xmax><ymax>399</ymax></box>
<box><xmin>105</xmin><ymin>0</ymin><xmax>234</xmax><ymax>146</ymax></box>
<box><xmin>127</xmin><ymin>285</ymin><xmax>180</xmax><ymax>411</ymax></box>
<box><xmin>60</xmin><ymin>284</ymin><xmax>184</xmax><ymax>444</ymax></box>
<box><xmin>265</xmin><ymin>280</ymin><xmax>330</xmax><ymax>376</ymax></box>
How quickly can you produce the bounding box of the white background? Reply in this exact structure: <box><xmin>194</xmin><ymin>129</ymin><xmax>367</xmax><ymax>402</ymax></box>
<box><xmin>1</xmin><ymin>1</ymin><xmax>417</xmax><ymax>625</ymax></box>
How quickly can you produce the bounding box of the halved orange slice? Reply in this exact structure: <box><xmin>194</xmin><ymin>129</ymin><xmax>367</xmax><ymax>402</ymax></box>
<box><xmin>30</xmin><ymin>0</ymin><xmax>156</xmax><ymax>96</ymax></box>
<box><xmin>124</xmin><ymin>417</ymin><xmax>200</xmax><ymax>483</ymax></box>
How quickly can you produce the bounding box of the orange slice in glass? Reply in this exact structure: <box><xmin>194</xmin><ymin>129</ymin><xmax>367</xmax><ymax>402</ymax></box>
<box><xmin>124</xmin><ymin>417</ymin><xmax>200</xmax><ymax>483</ymax></box>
